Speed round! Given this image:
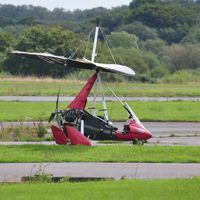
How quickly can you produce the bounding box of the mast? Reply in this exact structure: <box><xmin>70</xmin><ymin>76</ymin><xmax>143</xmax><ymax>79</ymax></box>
<box><xmin>91</xmin><ymin>26</ymin><xmax>99</xmax><ymax>62</ymax></box>
<box><xmin>91</xmin><ymin>26</ymin><xmax>109</xmax><ymax>122</ymax></box>
<box><xmin>91</xmin><ymin>26</ymin><xmax>99</xmax><ymax>114</ymax></box>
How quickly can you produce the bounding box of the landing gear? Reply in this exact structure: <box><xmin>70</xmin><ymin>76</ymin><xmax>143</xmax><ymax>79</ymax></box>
<box><xmin>132</xmin><ymin>139</ymin><xmax>145</xmax><ymax>145</ymax></box>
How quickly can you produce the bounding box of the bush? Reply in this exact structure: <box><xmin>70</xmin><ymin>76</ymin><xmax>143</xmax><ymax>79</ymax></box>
<box><xmin>150</xmin><ymin>66</ymin><xmax>170</xmax><ymax>79</ymax></box>
<box><xmin>160</xmin><ymin>44</ymin><xmax>200</xmax><ymax>72</ymax></box>
<box><xmin>36</xmin><ymin>123</ymin><xmax>47</xmax><ymax>138</ymax></box>
<box><xmin>160</xmin><ymin>69</ymin><xmax>200</xmax><ymax>83</ymax></box>
<box><xmin>29</xmin><ymin>173</ymin><xmax>53</xmax><ymax>183</ymax></box>
<box><xmin>0</xmin><ymin>71</ymin><xmax>12</xmax><ymax>78</ymax></box>
<box><xmin>107</xmin><ymin>31</ymin><xmax>138</xmax><ymax>48</ymax></box>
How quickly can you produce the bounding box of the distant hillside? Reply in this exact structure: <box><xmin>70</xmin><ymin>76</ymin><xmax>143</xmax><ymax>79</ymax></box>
<box><xmin>0</xmin><ymin>0</ymin><xmax>200</xmax><ymax>82</ymax></box>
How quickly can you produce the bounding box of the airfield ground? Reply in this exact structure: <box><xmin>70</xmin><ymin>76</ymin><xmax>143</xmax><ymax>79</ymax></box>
<box><xmin>0</xmin><ymin>85</ymin><xmax>199</xmax><ymax>196</ymax></box>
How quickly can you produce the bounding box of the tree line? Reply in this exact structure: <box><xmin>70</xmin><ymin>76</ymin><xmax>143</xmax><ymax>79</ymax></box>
<box><xmin>0</xmin><ymin>0</ymin><xmax>200</xmax><ymax>82</ymax></box>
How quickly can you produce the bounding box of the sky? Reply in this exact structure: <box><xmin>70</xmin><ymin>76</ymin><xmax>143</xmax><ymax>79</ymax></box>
<box><xmin>0</xmin><ymin>0</ymin><xmax>132</xmax><ymax>11</ymax></box>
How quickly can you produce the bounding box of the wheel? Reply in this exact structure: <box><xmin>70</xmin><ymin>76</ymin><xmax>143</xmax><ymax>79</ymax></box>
<box><xmin>132</xmin><ymin>139</ymin><xmax>144</xmax><ymax>145</ymax></box>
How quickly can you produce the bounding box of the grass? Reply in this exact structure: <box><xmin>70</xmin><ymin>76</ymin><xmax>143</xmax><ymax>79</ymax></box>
<box><xmin>0</xmin><ymin>123</ymin><xmax>52</xmax><ymax>141</ymax></box>
<box><xmin>0</xmin><ymin>77</ymin><xmax>200</xmax><ymax>97</ymax></box>
<box><xmin>0</xmin><ymin>145</ymin><xmax>199</xmax><ymax>163</ymax></box>
<box><xmin>0</xmin><ymin>178</ymin><xmax>200</xmax><ymax>200</ymax></box>
<box><xmin>0</xmin><ymin>101</ymin><xmax>200</xmax><ymax>122</ymax></box>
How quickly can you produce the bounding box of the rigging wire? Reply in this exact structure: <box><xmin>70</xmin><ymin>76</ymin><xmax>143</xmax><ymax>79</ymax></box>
<box><xmin>99</xmin><ymin>28</ymin><xmax>116</xmax><ymax>64</ymax></box>
<box><xmin>99</xmin><ymin>28</ymin><xmax>124</xmax><ymax>65</ymax></box>
<box><xmin>70</xmin><ymin>41</ymin><xmax>84</xmax><ymax>59</ymax></box>
<box><xmin>66</xmin><ymin>26</ymin><xmax>125</xmax><ymax>65</ymax></box>
<box><xmin>66</xmin><ymin>27</ymin><xmax>96</xmax><ymax>60</ymax></box>
<box><xmin>84</xmin><ymin>27</ymin><xmax>95</xmax><ymax>59</ymax></box>
<box><xmin>99</xmin><ymin>27</ymin><xmax>125</xmax><ymax>96</ymax></box>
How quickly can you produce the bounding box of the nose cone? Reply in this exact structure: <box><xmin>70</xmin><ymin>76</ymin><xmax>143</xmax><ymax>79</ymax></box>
<box><xmin>144</xmin><ymin>130</ymin><xmax>152</xmax><ymax>140</ymax></box>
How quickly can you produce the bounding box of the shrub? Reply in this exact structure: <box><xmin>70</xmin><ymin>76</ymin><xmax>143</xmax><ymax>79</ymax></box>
<box><xmin>150</xmin><ymin>66</ymin><xmax>170</xmax><ymax>79</ymax></box>
<box><xmin>36</xmin><ymin>123</ymin><xmax>47</xmax><ymax>138</ymax></box>
<box><xmin>160</xmin><ymin>69</ymin><xmax>200</xmax><ymax>83</ymax></box>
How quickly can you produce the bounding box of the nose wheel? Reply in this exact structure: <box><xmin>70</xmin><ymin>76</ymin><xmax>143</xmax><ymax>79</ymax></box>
<box><xmin>132</xmin><ymin>139</ymin><xmax>146</xmax><ymax>145</ymax></box>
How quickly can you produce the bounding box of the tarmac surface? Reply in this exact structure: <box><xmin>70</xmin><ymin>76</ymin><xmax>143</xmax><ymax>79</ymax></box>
<box><xmin>1</xmin><ymin>96</ymin><xmax>200</xmax><ymax>102</ymax></box>
<box><xmin>0</xmin><ymin>163</ymin><xmax>200</xmax><ymax>182</ymax></box>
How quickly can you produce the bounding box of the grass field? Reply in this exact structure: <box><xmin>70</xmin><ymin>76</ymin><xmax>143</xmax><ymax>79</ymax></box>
<box><xmin>0</xmin><ymin>77</ymin><xmax>200</xmax><ymax>97</ymax></box>
<box><xmin>0</xmin><ymin>101</ymin><xmax>200</xmax><ymax>122</ymax></box>
<box><xmin>0</xmin><ymin>145</ymin><xmax>199</xmax><ymax>163</ymax></box>
<box><xmin>0</xmin><ymin>178</ymin><xmax>199</xmax><ymax>200</ymax></box>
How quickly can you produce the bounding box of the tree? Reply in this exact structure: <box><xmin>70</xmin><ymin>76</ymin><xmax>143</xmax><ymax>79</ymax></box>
<box><xmin>107</xmin><ymin>31</ymin><xmax>138</xmax><ymax>48</ymax></box>
<box><xmin>128</xmin><ymin>2</ymin><xmax>199</xmax><ymax>29</ymax></box>
<box><xmin>0</xmin><ymin>31</ymin><xmax>15</xmax><ymax>72</ymax></box>
<box><xmin>15</xmin><ymin>26</ymin><xmax>80</xmax><ymax>55</ymax></box>
<box><xmin>117</xmin><ymin>22</ymin><xmax>158</xmax><ymax>41</ymax></box>
<box><xmin>97</xmin><ymin>45</ymin><xmax>161</xmax><ymax>76</ymax></box>
<box><xmin>139</xmin><ymin>39</ymin><xmax>166</xmax><ymax>55</ymax></box>
<box><xmin>0</xmin><ymin>31</ymin><xmax>15</xmax><ymax>51</ymax></box>
<box><xmin>129</xmin><ymin>0</ymin><xmax>160</xmax><ymax>9</ymax></box>
<box><xmin>160</xmin><ymin>44</ymin><xmax>200</xmax><ymax>72</ymax></box>
<box><xmin>181</xmin><ymin>27</ymin><xmax>200</xmax><ymax>44</ymax></box>
<box><xmin>159</xmin><ymin>24</ymin><xmax>190</xmax><ymax>44</ymax></box>
<box><xmin>0</xmin><ymin>16</ymin><xmax>14</xmax><ymax>27</ymax></box>
<box><xmin>3</xmin><ymin>26</ymin><xmax>82</xmax><ymax>76</ymax></box>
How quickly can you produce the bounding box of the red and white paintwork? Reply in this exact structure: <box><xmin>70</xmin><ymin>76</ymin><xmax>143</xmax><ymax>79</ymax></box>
<box><xmin>68</xmin><ymin>73</ymin><xmax>97</xmax><ymax>110</ymax></box>
<box><xmin>116</xmin><ymin>119</ymin><xmax>152</xmax><ymax>141</ymax></box>
<box><xmin>51</xmin><ymin>72</ymin><xmax>152</xmax><ymax>146</ymax></box>
<box><xmin>51</xmin><ymin>125</ymin><xmax>68</xmax><ymax>145</ymax></box>
<box><xmin>51</xmin><ymin>125</ymin><xmax>91</xmax><ymax>146</ymax></box>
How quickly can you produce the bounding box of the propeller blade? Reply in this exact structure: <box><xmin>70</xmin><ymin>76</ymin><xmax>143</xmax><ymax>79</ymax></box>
<box><xmin>48</xmin><ymin>88</ymin><xmax>61</xmax><ymax>124</ymax></box>
<box><xmin>56</xmin><ymin>115</ymin><xmax>62</xmax><ymax>127</ymax></box>
<box><xmin>56</xmin><ymin>88</ymin><xmax>60</xmax><ymax>110</ymax></box>
<box><xmin>48</xmin><ymin>112</ymin><xmax>56</xmax><ymax>123</ymax></box>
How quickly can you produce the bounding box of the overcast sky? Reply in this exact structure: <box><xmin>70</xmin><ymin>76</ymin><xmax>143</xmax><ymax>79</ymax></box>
<box><xmin>0</xmin><ymin>0</ymin><xmax>132</xmax><ymax>10</ymax></box>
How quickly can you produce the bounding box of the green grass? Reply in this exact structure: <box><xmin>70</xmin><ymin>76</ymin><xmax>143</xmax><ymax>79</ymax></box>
<box><xmin>0</xmin><ymin>178</ymin><xmax>200</xmax><ymax>200</ymax></box>
<box><xmin>0</xmin><ymin>145</ymin><xmax>199</xmax><ymax>163</ymax></box>
<box><xmin>0</xmin><ymin>78</ymin><xmax>200</xmax><ymax>97</ymax></box>
<box><xmin>0</xmin><ymin>123</ymin><xmax>52</xmax><ymax>142</ymax></box>
<box><xmin>0</xmin><ymin>101</ymin><xmax>200</xmax><ymax>122</ymax></box>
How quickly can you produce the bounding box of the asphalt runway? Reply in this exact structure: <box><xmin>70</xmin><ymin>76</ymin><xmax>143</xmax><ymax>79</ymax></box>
<box><xmin>0</xmin><ymin>162</ymin><xmax>200</xmax><ymax>182</ymax></box>
<box><xmin>1</xmin><ymin>96</ymin><xmax>200</xmax><ymax>102</ymax></box>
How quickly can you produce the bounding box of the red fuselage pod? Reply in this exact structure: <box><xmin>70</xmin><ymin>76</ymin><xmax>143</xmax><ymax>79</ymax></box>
<box><xmin>51</xmin><ymin>125</ymin><xmax>68</xmax><ymax>145</ymax></box>
<box><xmin>66</xmin><ymin>126</ymin><xmax>91</xmax><ymax>146</ymax></box>
<box><xmin>116</xmin><ymin>119</ymin><xmax>152</xmax><ymax>141</ymax></box>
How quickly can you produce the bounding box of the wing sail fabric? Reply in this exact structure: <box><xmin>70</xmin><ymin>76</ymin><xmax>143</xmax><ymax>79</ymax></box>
<box><xmin>13</xmin><ymin>50</ymin><xmax>135</xmax><ymax>76</ymax></box>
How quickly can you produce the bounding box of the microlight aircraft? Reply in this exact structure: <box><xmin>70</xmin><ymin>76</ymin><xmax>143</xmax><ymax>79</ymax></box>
<box><xmin>13</xmin><ymin>26</ymin><xmax>152</xmax><ymax>146</ymax></box>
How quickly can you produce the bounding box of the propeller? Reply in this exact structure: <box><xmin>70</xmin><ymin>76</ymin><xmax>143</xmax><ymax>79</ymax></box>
<box><xmin>48</xmin><ymin>89</ymin><xmax>62</xmax><ymax>126</ymax></box>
